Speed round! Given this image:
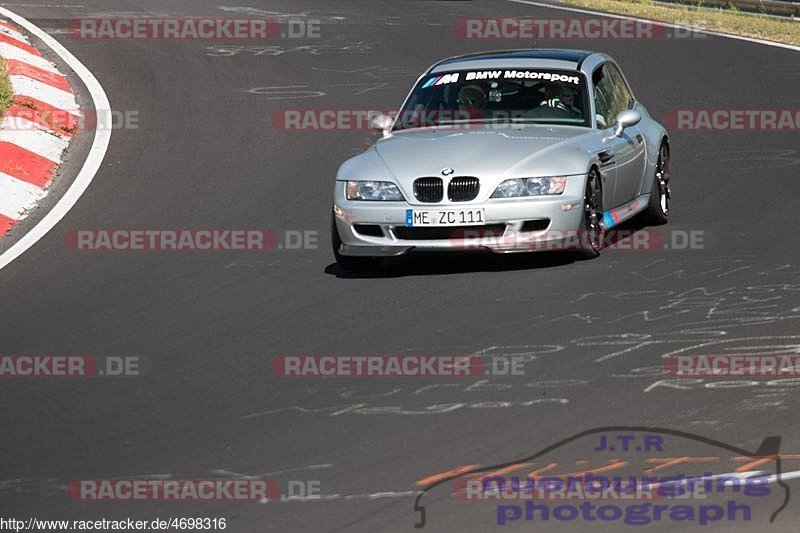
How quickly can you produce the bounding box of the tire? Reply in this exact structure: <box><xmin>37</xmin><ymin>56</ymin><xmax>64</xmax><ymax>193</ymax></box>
<box><xmin>331</xmin><ymin>214</ymin><xmax>383</xmax><ymax>272</ymax></box>
<box><xmin>642</xmin><ymin>139</ymin><xmax>671</xmax><ymax>225</ymax></box>
<box><xmin>578</xmin><ymin>167</ymin><xmax>604</xmax><ymax>258</ymax></box>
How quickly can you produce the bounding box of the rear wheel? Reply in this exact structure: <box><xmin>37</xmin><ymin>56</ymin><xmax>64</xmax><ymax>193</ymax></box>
<box><xmin>331</xmin><ymin>214</ymin><xmax>383</xmax><ymax>272</ymax></box>
<box><xmin>643</xmin><ymin>140</ymin><xmax>671</xmax><ymax>225</ymax></box>
<box><xmin>579</xmin><ymin>168</ymin><xmax>604</xmax><ymax>258</ymax></box>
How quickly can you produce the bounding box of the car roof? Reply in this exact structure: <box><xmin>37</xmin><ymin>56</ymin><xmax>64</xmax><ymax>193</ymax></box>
<box><xmin>429</xmin><ymin>49</ymin><xmax>601</xmax><ymax>74</ymax></box>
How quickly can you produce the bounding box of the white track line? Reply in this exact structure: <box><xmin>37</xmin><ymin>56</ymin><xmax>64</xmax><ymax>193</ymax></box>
<box><xmin>647</xmin><ymin>468</ymin><xmax>800</xmax><ymax>493</ymax></box>
<box><xmin>0</xmin><ymin>6</ymin><xmax>111</xmax><ymax>272</ymax></box>
<box><xmin>507</xmin><ymin>0</ymin><xmax>800</xmax><ymax>53</ymax></box>
<box><xmin>752</xmin><ymin>469</ymin><xmax>800</xmax><ymax>484</ymax></box>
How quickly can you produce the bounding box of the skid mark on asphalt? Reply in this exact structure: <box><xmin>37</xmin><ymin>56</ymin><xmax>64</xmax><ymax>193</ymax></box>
<box><xmin>202</xmin><ymin>465</ymin><xmax>418</xmax><ymax>505</ymax></box>
<box><xmin>206</xmin><ymin>41</ymin><xmax>374</xmax><ymax>57</ymax></box>
<box><xmin>218</xmin><ymin>6</ymin><xmax>347</xmax><ymax>24</ymax></box>
<box><xmin>84</xmin><ymin>11</ymin><xmax>171</xmax><ymax>17</ymax></box>
<box><xmin>311</xmin><ymin>65</ymin><xmax>416</xmax><ymax>79</ymax></box>
<box><xmin>241</xmin><ymin>399</ymin><xmax>569</xmax><ymax>419</ymax></box>
<box><xmin>330</xmin><ymin>82</ymin><xmax>390</xmax><ymax>95</ymax></box>
<box><xmin>247</xmin><ymin>86</ymin><xmax>325</xmax><ymax>99</ymax></box>
<box><xmin>697</xmin><ymin>149</ymin><xmax>800</xmax><ymax>170</ymax></box>
<box><xmin>211</xmin><ymin>464</ymin><xmax>333</xmax><ymax>478</ymax></box>
<box><xmin>261</xmin><ymin>490</ymin><xmax>417</xmax><ymax>504</ymax></box>
<box><xmin>3</xmin><ymin>3</ymin><xmax>84</xmax><ymax>7</ymax></box>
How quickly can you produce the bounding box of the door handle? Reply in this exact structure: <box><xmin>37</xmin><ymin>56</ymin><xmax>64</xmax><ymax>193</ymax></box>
<box><xmin>597</xmin><ymin>151</ymin><xmax>614</xmax><ymax>164</ymax></box>
<box><xmin>636</xmin><ymin>134</ymin><xmax>644</xmax><ymax>145</ymax></box>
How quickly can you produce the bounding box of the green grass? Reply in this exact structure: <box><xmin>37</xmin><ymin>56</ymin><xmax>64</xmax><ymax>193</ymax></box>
<box><xmin>558</xmin><ymin>0</ymin><xmax>800</xmax><ymax>46</ymax></box>
<box><xmin>0</xmin><ymin>57</ymin><xmax>12</xmax><ymax>118</ymax></box>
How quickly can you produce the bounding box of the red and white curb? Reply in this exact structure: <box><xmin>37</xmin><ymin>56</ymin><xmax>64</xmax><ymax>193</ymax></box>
<box><xmin>0</xmin><ymin>6</ymin><xmax>109</xmax><ymax>272</ymax></box>
<box><xmin>0</xmin><ymin>18</ymin><xmax>80</xmax><ymax>238</ymax></box>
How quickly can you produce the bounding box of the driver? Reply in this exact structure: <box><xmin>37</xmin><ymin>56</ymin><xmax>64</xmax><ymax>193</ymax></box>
<box><xmin>540</xmin><ymin>85</ymin><xmax>581</xmax><ymax>117</ymax></box>
<box><xmin>456</xmin><ymin>84</ymin><xmax>487</xmax><ymax>119</ymax></box>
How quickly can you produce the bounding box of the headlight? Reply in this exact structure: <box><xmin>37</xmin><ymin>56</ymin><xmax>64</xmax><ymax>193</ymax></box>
<box><xmin>345</xmin><ymin>180</ymin><xmax>405</xmax><ymax>201</ymax></box>
<box><xmin>491</xmin><ymin>177</ymin><xmax>567</xmax><ymax>198</ymax></box>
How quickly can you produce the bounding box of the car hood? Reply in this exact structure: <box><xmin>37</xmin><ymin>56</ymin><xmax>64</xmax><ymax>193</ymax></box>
<box><xmin>337</xmin><ymin>124</ymin><xmax>595</xmax><ymax>191</ymax></box>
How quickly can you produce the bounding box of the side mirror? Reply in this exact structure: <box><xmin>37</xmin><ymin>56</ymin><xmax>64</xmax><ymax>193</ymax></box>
<box><xmin>370</xmin><ymin>113</ymin><xmax>394</xmax><ymax>136</ymax></box>
<box><xmin>613</xmin><ymin>109</ymin><xmax>641</xmax><ymax>137</ymax></box>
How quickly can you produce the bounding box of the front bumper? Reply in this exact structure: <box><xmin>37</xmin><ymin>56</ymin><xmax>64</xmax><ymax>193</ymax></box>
<box><xmin>333</xmin><ymin>180</ymin><xmax>586</xmax><ymax>257</ymax></box>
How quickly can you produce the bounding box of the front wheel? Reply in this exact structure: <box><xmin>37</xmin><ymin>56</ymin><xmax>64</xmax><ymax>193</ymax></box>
<box><xmin>642</xmin><ymin>140</ymin><xmax>671</xmax><ymax>225</ymax></box>
<box><xmin>579</xmin><ymin>168</ymin><xmax>604</xmax><ymax>258</ymax></box>
<box><xmin>331</xmin><ymin>214</ymin><xmax>383</xmax><ymax>272</ymax></box>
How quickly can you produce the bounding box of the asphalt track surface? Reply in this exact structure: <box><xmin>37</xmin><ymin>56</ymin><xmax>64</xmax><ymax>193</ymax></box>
<box><xmin>1</xmin><ymin>0</ymin><xmax>800</xmax><ymax>532</ymax></box>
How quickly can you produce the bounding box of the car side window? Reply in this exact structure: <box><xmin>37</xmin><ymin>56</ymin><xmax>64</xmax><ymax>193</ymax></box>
<box><xmin>593</xmin><ymin>63</ymin><xmax>634</xmax><ymax>129</ymax></box>
<box><xmin>605</xmin><ymin>63</ymin><xmax>634</xmax><ymax>115</ymax></box>
<box><xmin>592</xmin><ymin>66</ymin><xmax>613</xmax><ymax>129</ymax></box>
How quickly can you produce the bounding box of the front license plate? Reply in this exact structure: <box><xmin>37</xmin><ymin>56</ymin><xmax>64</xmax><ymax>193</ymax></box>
<box><xmin>405</xmin><ymin>209</ymin><xmax>486</xmax><ymax>227</ymax></box>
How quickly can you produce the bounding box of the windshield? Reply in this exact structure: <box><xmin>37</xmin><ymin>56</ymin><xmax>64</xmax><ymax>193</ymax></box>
<box><xmin>394</xmin><ymin>68</ymin><xmax>591</xmax><ymax>130</ymax></box>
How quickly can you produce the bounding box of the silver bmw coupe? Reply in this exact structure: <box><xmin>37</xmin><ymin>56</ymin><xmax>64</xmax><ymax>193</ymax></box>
<box><xmin>332</xmin><ymin>49</ymin><xmax>671</xmax><ymax>271</ymax></box>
